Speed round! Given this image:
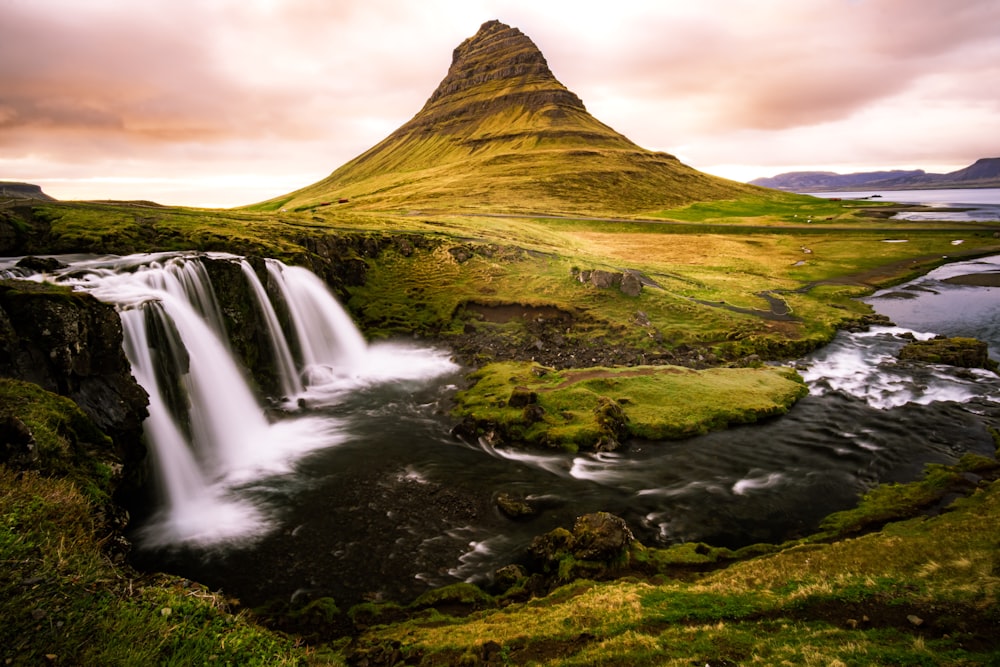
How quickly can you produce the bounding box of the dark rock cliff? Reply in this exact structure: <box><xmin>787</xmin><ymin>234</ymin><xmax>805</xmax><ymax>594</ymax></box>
<box><xmin>0</xmin><ymin>280</ymin><xmax>149</xmax><ymax>476</ymax></box>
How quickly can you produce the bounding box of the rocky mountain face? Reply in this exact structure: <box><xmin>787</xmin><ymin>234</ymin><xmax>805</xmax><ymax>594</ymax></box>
<box><xmin>752</xmin><ymin>158</ymin><xmax>1000</xmax><ymax>192</ymax></box>
<box><xmin>264</xmin><ymin>20</ymin><xmax>761</xmax><ymax>215</ymax></box>
<box><xmin>412</xmin><ymin>20</ymin><xmax>598</xmax><ymax>138</ymax></box>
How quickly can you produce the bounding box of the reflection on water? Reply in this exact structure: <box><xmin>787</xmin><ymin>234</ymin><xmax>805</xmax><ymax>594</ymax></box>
<box><xmin>807</xmin><ymin>187</ymin><xmax>1000</xmax><ymax>221</ymax></box>
<box><xmin>866</xmin><ymin>255</ymin><xmax>1000</xmax><ymax>359</ymax></box>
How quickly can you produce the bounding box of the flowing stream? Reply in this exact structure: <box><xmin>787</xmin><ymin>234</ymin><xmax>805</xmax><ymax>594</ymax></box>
<box><xmin>4</xmin><ymin>251</ymin><xmax>999</xmax><ymax>608</ymax></box>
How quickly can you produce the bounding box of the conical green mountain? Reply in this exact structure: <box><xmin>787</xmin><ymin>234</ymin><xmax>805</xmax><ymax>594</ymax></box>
<box><xmin>265</xmin><ymin>20</ymin><xmax>762</xmax><ymax>216</ymax></box>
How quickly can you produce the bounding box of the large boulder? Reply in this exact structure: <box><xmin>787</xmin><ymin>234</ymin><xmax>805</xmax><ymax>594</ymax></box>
<box><xmin>570</xmin><ymin>512</ymin><xmax>634</xmax><ymax>561</ymax></box>
<box><xmin>898</xmin><ymin>336</ymin><xmax>998</xmax><ymax>373</ymax></box>
<box><xmin>528</xmin><ymin>512</ymin><xmax>635</xmax><ymax>573</ymax></box>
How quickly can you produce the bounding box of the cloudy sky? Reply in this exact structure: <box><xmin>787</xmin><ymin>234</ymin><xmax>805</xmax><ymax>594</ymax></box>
<box><xmin>2</xmin><ymin>0</ymin><xmax>999</xmax><ymax>207</ymax></box>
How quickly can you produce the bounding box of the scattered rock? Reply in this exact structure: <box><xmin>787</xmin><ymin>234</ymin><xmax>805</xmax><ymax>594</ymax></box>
<box><xmin>907</xmin><ymin>614</ymin><xmax>924</xmax><ymax>627</ymax></box>
<box><xmin>448</xmin><ymin>246</ymin><xmax>474</xmax><ymax>263</ymax></box>
<box><xmin>480</xmin><ymin>640</ymin><xmax>504</xmax><ymax>664</ymax></box>
<box><xmin>620</xmin><ymin>272</ymin><xmax>643</xmax><ymax>297</ymax></box>
<box><xmin>841</xmin><ymin>313</ymin><xmax>894</xmax><ymax>333</ymax></box>
<box><xmin>15</xmin><ymin>256</ymin><xmax>66</xmax><ymax>273</ymax></box>
<box><xmin>589</xmin><ymin>270</ymin><xmax>621</xmax><ymax>289</ymax></box>
<box><xmin>529</xmin><ymin>512</ymin><xmax>634</xmax><ymax>567</ymax></box>
<box><xmin>522</xmin><ymin>403</ymin><xmax>546</xmax><ymax>424</ymax></box>
<box><xmin>0</xmin><ymin>415</ymin><xmax>37</xmax><ymax>468</ymax></box>
<box><xmin>593</xmin><ymin>396</ymin><xmax>628</xmax><ymax>451</ymax></box>
<box><xmin>493</xmin><ymin>564</ymin><xmax>527</xmax><ymax>590</ymax></box>
<box><xmin>571</xmin><ymin>512</ymin><xmax>634</xmax><ymax>561</ymax></box>
<box><xmin>495</xmin><ymin>492</ymin><xmax>536</xmax><ymax>518</ymax></box>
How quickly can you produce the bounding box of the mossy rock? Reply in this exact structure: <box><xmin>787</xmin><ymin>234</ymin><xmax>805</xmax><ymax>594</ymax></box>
<box><xmin>410</xmin><ymin>582</ymin><xmax>495</xmax><ymax>614</ymax></box>
<box><xmin>898</xmin><ymin>336</ymin><xmax>998</xmax><ymax>372</ymax></box>
<box><xmin>453</xmin><ymin>361</ymin><xmax>807</xmax><ymax>451</ymax></box>
<box><xmin>0</xmin><ymin>377</ymin><xmax>119</xmax><ymax>504</ymax></box>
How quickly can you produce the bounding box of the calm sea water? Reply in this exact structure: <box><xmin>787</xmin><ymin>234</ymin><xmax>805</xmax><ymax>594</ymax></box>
<box><xmin>807</xmin><ymin>188</ymin><xmax>1000</xmax><ymax>221</ymax></box>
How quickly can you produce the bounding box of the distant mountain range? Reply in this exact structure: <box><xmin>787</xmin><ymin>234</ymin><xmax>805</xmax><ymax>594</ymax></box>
<box><xmin>750</xmin><ymin>158</ymin><xmax>1000</xmax><ymax>192</ymax></box>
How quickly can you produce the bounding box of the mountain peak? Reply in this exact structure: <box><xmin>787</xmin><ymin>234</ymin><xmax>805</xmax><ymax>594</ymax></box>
<box><xmin>422</xmin><ymin>20</ymin><xmax>584</xmax><ymax>112</ymax></box>
<box><xmin>399</xmin><ymin>19</ymin><xmax>592</xmax><ymax>141</ymax></box>
<box><xmin>262</xmin><ymin>21</ymin><xmax>760</xmax><ymax>215</ymax></box>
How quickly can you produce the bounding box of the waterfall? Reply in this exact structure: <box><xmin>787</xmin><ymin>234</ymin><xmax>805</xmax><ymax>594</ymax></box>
<box><xmin>29</xmin><ymin>251</ymin><xmax>457</xmax><ymax>548</ymax></box>
<box><xmin>240</xmin><ymin>260</ymin><xmax>303</xmax><ymax>399</ymax></box>
<box><xmin>265</xmin><ymin>260</ymin><xmax>369</xmax><ymax>385</ymax></box>
<box><xmin>135</xmin><ymin>256</ymin><xmax>230</xmax><ymax>341</ymax></box>
<box><xmin>119</xmin><ymin>305</ymin><xmax>268</xmax><ymax>547</ymax></box>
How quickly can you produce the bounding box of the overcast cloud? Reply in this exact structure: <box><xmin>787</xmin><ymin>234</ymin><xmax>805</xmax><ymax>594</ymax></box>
<box><xmin>2</xmin><ymin>0</ymin><xmax>998</xmax><ymax>206</ymax></box>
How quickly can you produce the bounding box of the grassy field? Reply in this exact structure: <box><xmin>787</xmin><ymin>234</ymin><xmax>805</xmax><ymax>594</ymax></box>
<box><xmin>3</xmin><ymin>192</ymin><xmax>1000</xmax><ymax>663</ymax></box>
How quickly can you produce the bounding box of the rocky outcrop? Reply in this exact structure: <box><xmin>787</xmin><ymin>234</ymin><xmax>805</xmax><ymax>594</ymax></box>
<box><xmin>416</xmin><ymin>20</ymin><xmax>589</xmax><ymax>130</ymax></box>
<box><xmin>0</xmin><ymin>279</ymin><xmax>148</xmax><ymax>467</ymax></box>
<box><xmin>492</xmin><ymin>512</ymin><xmax>636</xmax><ymax>595</ymax></box>
<box><xmin>573</xmin><ymin>268</ymin><xmax>644</xmax><ymax>297</ymax></box>
<box><xmin>0</xmin><ymin>181</ymin><xmax>55</xmax><ymax>201</ymax></box>
<box><xmin>295</xmin><ymin>232</ymin><xmax>438</xmax><ymax>296</ymax></box>
<box><xmin>199</xmin><ymin>257</ymin><xmax>286</xmax><ymax>398</ymax></box>
<box><xmin>898</xmin><ymin>336</ymin><xmax>998</xmax><ymax>372</ymax></box>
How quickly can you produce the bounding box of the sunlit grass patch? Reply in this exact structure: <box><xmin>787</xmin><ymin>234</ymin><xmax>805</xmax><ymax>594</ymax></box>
<box><xmin>453</xmin><ymin>361</ymin><xmax>807</xmax><ymax>450</ymax></box>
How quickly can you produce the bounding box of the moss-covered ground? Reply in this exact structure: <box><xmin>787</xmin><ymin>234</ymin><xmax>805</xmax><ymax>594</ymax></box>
<box><xmin>452</xmin><ymin>361</ymin><xmax>807</xmax><ymax>451</ymax></box>
<box><xmin>2</xmin><ymin>193</ymin><xmax>1000</xmax><ymax>663</ymax></box>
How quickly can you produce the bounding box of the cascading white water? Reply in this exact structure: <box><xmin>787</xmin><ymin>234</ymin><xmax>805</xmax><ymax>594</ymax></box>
<box><xmin>240</xmin><ymin>260</ymin><xmax>303</xmax><ymax>399</ymax></box>
<box><xmin>119</xmin><ymin>305</ymin><xmax>268</xmax><ymax>546</ymax></box>
<box><xmin>34</xmin><ymin>251</ymin><xmax>458</xmax><ymax>548</ymax></box>
<box><xmin>800</xmin><ymin>326</ymin><xmax>1000</xmax><ymax>409</ymax></box>
<box><xmin>265</xmin><ymin>260</ymin><xmax>369</xmax><ymax>385</ymax></box>
<box><xmin>151</xmin><ymin>287</ymin><xmax>277</xmax><ymax>476</ymax></box>
<box><xmin>136</xmin><ymin>256</ymin><xmax>230</xmax><ymax>341</ymax></box>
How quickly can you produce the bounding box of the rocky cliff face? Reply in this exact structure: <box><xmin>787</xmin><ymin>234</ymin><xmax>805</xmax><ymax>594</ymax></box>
<box><xmin>0</xmin><ymin>280</ymin><xmax>148</xmax><ymax>471</ymax></box>
<box><xmin>409</xmin><ymin>20</ymin><xmax>593</xmax><ymax>136</ymax></box>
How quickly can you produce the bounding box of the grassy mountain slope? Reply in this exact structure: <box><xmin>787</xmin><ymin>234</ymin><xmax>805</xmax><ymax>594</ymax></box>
<box><xmin>256</xmin><ymin>21</ymin><xmax>767</xmax><ymax>216</ymax></box>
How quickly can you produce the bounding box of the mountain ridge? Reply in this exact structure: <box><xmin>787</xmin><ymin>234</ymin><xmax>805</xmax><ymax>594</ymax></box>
<box><xmin>0</xmin><ymin>182</ymin><xmax>55</xmax><ymax>201</ymax></box>
<box><xmin>260</xmin><ymin>20</ymin><xmax>764</xmax><ymax>215</ymax></box>
<box><xmin>751</xmin><ymin>157</ymin><xmax>1000</xmax><ymax>192</ymax></box>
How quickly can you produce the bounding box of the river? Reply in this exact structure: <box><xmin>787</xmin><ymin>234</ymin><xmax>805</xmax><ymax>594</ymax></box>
<box><xmin>128</xmin><ymin>258</ymin><xmax>1000</xmax><ymax>608</ymax></box>
<box><xmin>3</xmin><ymin>223</ymin><xmax>999</xmax><ymax>608</ymax></box>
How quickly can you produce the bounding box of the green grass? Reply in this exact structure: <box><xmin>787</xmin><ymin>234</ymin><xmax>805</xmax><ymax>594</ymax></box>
<box><xmin>0</xmin><ymin>378</ymin><xmax>118</xmax><ymax>505</ymax></box>
<box><xmin>0</xmin><ymin>467</ymin><xmax>320</xmax><ymax>666</ymax></box>
<box><xmin>453</xmin><ymin>361</ymin><xmax>807</xmax><ymax>450</ymax></box>
<box><xmin>5</xmin><ymin>183</ymin><xmax>1000</xmax><ymax>665</ymax></box>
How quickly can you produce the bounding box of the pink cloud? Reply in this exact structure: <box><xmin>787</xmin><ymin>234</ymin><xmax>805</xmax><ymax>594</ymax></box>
<box><xmin>1</xmin><ymin>0</ymin><xmax>998</xmax><ymax>205</ymax></box>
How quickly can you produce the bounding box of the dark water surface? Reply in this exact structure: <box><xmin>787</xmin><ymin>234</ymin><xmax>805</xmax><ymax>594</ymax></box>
<box><xmin>134</xmin><ymin>256</ymin><xmax>1000</xmax><ymax>609</ymax></box>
